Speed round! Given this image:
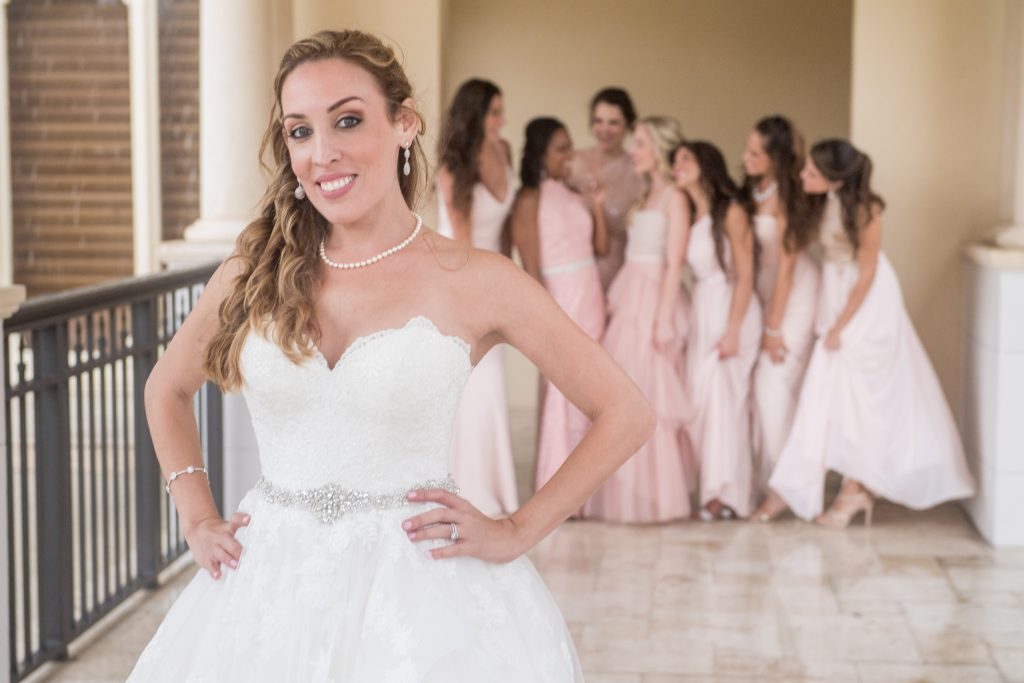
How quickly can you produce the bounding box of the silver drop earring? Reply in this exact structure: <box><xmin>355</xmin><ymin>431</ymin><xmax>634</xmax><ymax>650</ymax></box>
<box><xmin>294</xmin><ymin>183</ymin><xmax>306</xmax><ymax>200</ymax></box>
<box><xmin>402</xmin><ymin>144</ymin><xmax>412</xmax><ymax>177</ymax></box>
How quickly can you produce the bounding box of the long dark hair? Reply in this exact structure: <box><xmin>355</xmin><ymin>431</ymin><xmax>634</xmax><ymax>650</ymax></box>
<box><xmin>438</xmin><ymin>78</ymin><xmax>501</xmax><ymax>216</ymax></box>
<box><xmin>743</xmin><ymin>115</ymin><xmax>811</xmax><ymax>251</ymax></box>
<box><xmin>520</xmin><ymin>117</ymin><xmax>565</xmax><ymax>189</ymax></box>
<box><xmin>808</xmin><ymin>139</ymin><xmax>886</xmax><ymax>252</ymax></box>
<box><xmin>589</xmin><ymin>87</ymin><xmax>637</xmax><ymax>130</ymax></box>
<box><xmin>680</xmin><ymin>140</ymin><xmax>756</xmax><ymax>273</ymax></box>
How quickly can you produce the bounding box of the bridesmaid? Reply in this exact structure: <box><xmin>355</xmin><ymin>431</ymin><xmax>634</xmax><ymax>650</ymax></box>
<box><xmin>768</xmin><ymin>139</ymin><xmax>975</xmax><ymax>526</ymax></box>
<box><xmin>674</xmin><ymin>141</ymin><xmax>762</xmax><ymax>520</ymax></box>
<box><xmin>435</xmin><ymin>78</ymin><xmax>518</xmax><ymax>517</ymax></box>
<box><xmin>739</xmin><ymin>116</ymin><xmax>821</xmax><ymax>521</ymax></box>
<box><xmin>510</xmin><ymin>117</ymin><xmax>608</xmax><ymax>492</ymax></box>
<box><xmin>583</xmin><ymin>116</ymin><xmax>692</xmax><ymax>523</ymax></box>
<box><xmin>568</xmin><ymin>87</ymin><xmax>644</xmax><ymax>291</ymax></box>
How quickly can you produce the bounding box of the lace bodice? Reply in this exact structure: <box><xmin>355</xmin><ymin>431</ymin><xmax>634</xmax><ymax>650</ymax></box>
<box><xmin>820</xmin><ymin>193</ymin><xmax>855</xmax><ymax>264</ymax></box>
<box><xmin>239</xmin><ymin>317</ymin><xmax>471</xmax><ymax>492</ymax></box>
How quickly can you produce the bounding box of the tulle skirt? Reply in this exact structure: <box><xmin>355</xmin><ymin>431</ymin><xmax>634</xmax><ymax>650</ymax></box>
<box><xmin>128</xmin><ymin>490</ymin><xmax>582</xmax><ymax>682</ymax></box>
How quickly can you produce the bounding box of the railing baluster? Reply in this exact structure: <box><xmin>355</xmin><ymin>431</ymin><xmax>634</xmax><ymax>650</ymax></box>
<box><xmin>131</xmin><ymin>296</ymin><xmax>160</xmax><ymax>588</ymax></box>
<box><xmin>17</xmin><ymin>335</ymin><xmax>31</xmax><ymax>666</ymax></box>
<box><xmin>34</xmin><ymin>322</ymin><xmax>72</xmax><ymax>661</ymax></box>
<box><xmin>74</xmin><ymin>319</ymin><xmax>87</xmax><ymax>622</ymax></box>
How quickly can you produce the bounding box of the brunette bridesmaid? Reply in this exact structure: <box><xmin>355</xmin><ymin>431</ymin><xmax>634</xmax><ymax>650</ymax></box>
<box><xmin>510</xmin><ymin>117</ymin><xmax>608</xmax><ymax>492</ymax></box>
<box><xmin>435</xmin><ymin>79</ymin><xmax>518</xmax><ymax>517</ymax></box>
<box><xmin>675</xmin><ymin>141</ymin><xmax>762</xmax><ymax>520</ymax></box>
<box><xmin>768</xmin><ymin>139</ymin><xmax>974</xmax><ymax>526</ymax></box>
<box><xmin>568</xmin><ymin>87</ymin><xmax>644</xmax><ymax>291</ymax></box>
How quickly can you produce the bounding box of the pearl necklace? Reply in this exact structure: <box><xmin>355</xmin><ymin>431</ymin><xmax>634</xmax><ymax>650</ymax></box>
<box><xmin>753</xmin><ymin>181</ymin><xmax>778</xmax><ymax>204</ymax></box>
<box><xmin>319</xmin><ymin>213</ymin><xmax>423</xmax><ymax>270</ymax></box>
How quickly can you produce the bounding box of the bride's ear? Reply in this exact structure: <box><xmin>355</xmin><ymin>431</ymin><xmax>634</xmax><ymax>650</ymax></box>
<box><xmin>396</xmin><ymin>98</ymin><xmax>421</xmax><ymax>139</ymax></box>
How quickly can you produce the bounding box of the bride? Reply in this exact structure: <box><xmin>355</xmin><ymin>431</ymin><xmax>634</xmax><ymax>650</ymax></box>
<box><xmin>127</xmin><ymin>30</ymin><xmax>653</xmax><ymax>682</ymax></box>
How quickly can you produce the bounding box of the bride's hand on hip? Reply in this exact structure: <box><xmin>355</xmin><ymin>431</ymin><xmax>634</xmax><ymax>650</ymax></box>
<box><xmin>184</xmin><ymin>511</ymin><xmax>250</xmax><ymax>580</ymax></box>
<box><xmin>403</xmin><ymin>489</ymin><xmax>525</xmax><ymax>564</ymax></box>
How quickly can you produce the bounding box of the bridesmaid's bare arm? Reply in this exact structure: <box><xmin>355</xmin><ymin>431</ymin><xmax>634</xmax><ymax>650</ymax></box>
<box><xmin>762</xmin><ymin>222</ymin><xmax>798</xmax><ymax>362</ymax></box>
<box><xmin>510</xmin><ymin>189</ymin><xmax>542</xmax><ymax>281</ymax></box>
<box><xmin>653</xmin><ymin>188</ymin><xmax>691</xmax><ymax>349</ymax></box>
<box><xmin>719</xmin><ymin>202</ymin><xmax>756</xmax><ymax>357</ymax></box>
<box><xmin>827</xmin><ymin>208</ymin><xmax>882</xmax><ymax>347</ymax></box>
<box><xmin>436</xmin><ymin>166</ymin><xmax>472</xmax><ymax>245</ymax></box>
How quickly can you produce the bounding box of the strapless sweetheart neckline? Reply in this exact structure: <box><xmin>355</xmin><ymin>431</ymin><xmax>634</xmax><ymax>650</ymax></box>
<box><xmin>309</xmin><ymin>315</ymin><xmax>472</xmax><ymax>372</ymax></box>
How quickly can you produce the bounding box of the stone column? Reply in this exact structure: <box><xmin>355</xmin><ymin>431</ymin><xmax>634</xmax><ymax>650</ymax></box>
<box><xmin>160</xmin><ymin>0</ymin><xmax>283</xmax><ymax>515</ymax></box>
<box><xmin>0</xmin><ymin>284</ymin><xmax>26</xmax><ymax>680</ymax></box>
<box><xmin>0</xmin><ymin>0</ymin><xmax>13</xmax><ymax>286</ymax></box>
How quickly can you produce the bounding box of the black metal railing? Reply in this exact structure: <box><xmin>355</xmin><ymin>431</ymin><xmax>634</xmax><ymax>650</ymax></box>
<box><xmin>3</xmin><ymin>263</ymin><xmax>222</xmax><ymax>680</ymax></box>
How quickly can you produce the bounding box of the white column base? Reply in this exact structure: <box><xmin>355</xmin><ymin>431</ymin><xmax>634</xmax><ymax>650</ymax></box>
<box><xmin>962</xmin><ymin>243</ymin><xmax>1024</xmax><ymax>547</ymax></box>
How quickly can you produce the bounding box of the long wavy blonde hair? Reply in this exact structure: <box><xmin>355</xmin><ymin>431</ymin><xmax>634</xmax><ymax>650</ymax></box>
<box><xmin>635</xmin><ymin>115</ymin><xmax>684</xmax><ymax>206</ymax></box>
<box><xmin>204</xmin><ymin>30</ymin><xmax>427</xmax><ymax>391</ymax></box>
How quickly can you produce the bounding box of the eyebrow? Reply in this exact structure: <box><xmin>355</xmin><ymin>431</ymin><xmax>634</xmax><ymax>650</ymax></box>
<box><xmin>282</xmin><ymin>96</ymin><xmax>365</xmax><ymax>122</ymax></box>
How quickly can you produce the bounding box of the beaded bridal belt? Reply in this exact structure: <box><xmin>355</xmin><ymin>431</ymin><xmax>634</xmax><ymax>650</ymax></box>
<box><xmin>255</xmin><ymin>474</ymin><xmax>460</xmax><ymax>524</ymax></box>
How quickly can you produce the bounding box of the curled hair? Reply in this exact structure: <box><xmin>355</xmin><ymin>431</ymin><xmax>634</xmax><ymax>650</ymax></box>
<box><xmin>437</xmin><ymin>78</ymin><xmax>502</xmax><ymax>217</ymax></box>
<box><xmin>635</xmin><ymin>116</ymin><xmax>684</xmax><ymax>206</ymax></box>
<box><xmin>519</xmin><ymin>117</ymin><xmax>565</xmax><ymax>189</ymax></box>
<box><xmin>203</xmin><ymin>29</ymin><xmax>427</xmax><ymax>390</ymax></box>
<box><xmin>808</xmin><ymin>138</ymin><xmax>886</xmax><ymax>253</ymax></box>
<box><xmin>679</xmin><ymin>141</ymin><xmax>756</xmax><ymax>273</ymax></box>
<box><xmin>589</xmin><ymin>87</ymin><xmax>637</xmax><ymax>130</ymax></box>
<box><xmin>743</xmin><ymin>115</ymin><xmax>812</xmax><ymax>251</ymax></box>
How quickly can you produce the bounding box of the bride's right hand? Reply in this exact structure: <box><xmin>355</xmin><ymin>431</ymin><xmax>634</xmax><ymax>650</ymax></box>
<box><xmin>184</xmin><ymin>512</ymin><xmax>250</xmax><ymax>580</ymax></box>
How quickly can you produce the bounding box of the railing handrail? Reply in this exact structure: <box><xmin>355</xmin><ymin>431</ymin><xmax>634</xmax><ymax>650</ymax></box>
<box><xmin>5</xmin><ymin>262</ymin><xmax>219</xmax><ymax>329</ymax></box>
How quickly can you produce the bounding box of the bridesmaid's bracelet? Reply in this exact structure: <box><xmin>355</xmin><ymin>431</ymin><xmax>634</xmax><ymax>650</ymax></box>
<box><xmin>764</xmin><ymin>327</ymin><xmax>783</xmax><ymax>338</ymax></box>
<box><xmin>165</xmin><ymin>465</ymin><xmax>209</xmax><ymax>494</ymax></box>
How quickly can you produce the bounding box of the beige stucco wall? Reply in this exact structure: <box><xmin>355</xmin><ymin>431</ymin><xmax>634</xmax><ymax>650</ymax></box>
<box><xmin>443</xmin><ymin>0</ymin><xmax>852</xmax><ymax>174</ymax></box>
<box><xmin>850</xmin><ymin>0</ymin><xmax>1010</xmax><ymax>412</ymax></box>
<box><xmin>443</xmin><ymin>0</ymin><xmax>853</xmax><ymax>408</ymax></box>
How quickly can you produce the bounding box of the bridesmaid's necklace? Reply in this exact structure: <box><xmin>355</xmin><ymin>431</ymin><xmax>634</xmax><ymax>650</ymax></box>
<box><xmin>753</xmin><ymin>181</ymin><xmax>778</xmax><ymax>204</ymax></box>
<box><xmin>319</xmin><ymin>213</ymin><xmax>422</xmax><ymax>270</ymax></box>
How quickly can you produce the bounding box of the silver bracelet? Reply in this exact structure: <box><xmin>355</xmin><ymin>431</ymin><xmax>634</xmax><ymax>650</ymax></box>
<box><xmin>165</xmin><ymin>465</ymin><xmax>209</xmax><ymax>494</ymax></box>
<box><xmin>764</xmin><ymin>327</ymin><xmax>783</xmax><ymax>338</ymax></box>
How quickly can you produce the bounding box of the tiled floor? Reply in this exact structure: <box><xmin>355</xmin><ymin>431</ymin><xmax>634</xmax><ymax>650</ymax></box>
<box><xmin>34</xmin><ymin>411</ymin><xmax>1024</xmax><ymax>682</ymax></box>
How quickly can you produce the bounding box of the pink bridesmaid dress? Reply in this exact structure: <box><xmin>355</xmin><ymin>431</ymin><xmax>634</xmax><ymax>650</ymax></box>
<box><xmin>534</xmin><ymin>179</ymin><xmax>606</xmax><ymax>492</ymax></box>
<box><xmin>686</xmin><ymin>213</ymin><xmax>762</xmax><ymax>518</ymax></box>
<box><xmin>436</xmin><ymin>169</ymin><xmax>519</xmax><ymax>517</ymax></box>
<box><xmin>583</xmin><ymin>189</ymin><xmax>693</xmax><ymax>523</ymax></box>
<box><xmin>769</xmin><ymin>195</ymin><xmax>975</xmax><ymax>520</ymax></box>
<box><xmin>752</xmin><ymin>214</ymin><xmax>820</xmax><ymax>493</ymax></box>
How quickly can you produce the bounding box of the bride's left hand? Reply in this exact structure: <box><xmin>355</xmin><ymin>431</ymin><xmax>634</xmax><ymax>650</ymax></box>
<box><xmin>402</xmin><ymin>489</ymin><xmax>526</xmax><ymax>564</ymax></box>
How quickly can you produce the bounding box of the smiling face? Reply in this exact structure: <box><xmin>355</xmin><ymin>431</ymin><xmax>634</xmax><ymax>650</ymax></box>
<box><xmin>544</xmin><ymin>128</ymin><xmax>573</xmax><ymax>181</ymax></box>
<box><xmin>742</xmin><ymin>130</ymin><xmax>772</xmax><ymax>178</ymax></box>
<box><xmin>630</xmin><ymin>124</ymin><xmax>657</xmax><ymax>175</ymax></box>
<box><xmin>281</xmin><ymin>58</ymin><xmax>415</xmax><ymax>226</ymax></box>
<box><xmin>801</xmin><ymin>156</ymin><xmax>836</xmax><ymax>195</ymax></box>
<box><xmin>484</xmin><ymin>94</ymin><xmax>506</xmax><ymax>142</ymax></box>
<box><xmin>590</xmin><ymin>102</ymin><xmax>629</xmax><ymax>154</ymax></box>
<box><xmin>673</xmin><ymin>145</ymin><xmax>700</xmax><ymax>190</ymax></box>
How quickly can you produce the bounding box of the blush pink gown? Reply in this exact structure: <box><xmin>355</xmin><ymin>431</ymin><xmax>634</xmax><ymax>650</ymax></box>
<box><xmin>769</xmin><ymin>195</ymin><xmax>975</xmax><ymax>520</ymax></box>
<box><xmin>751</xmin><ymin>214</ymin><xmax>820</xmax><ymax>495</ymax></box>
<box><xmin>437</xmin><ymin>169</ymin><xmax>519</xmax><ymax>518</ymax></box>
<box><xmin>533</xmin><ymin>180</ymin><xmax>606</xmax><ymax>492</ymax></box>
<box><xmin>583</xmin><ymin>190</ymin><xmax>693</xmax><ymax>523</ymax></box>
<box><xmin>686</xmin><ymin>213</ymin><xmax>762</xmax><ymax>518</ymax></box>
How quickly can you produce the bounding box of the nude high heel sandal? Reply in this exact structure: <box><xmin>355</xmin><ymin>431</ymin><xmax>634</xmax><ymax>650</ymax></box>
<box><xmin>814</xmin><ymin>490</ymin><xmax>874</xmax><ymax>528</ymax></box>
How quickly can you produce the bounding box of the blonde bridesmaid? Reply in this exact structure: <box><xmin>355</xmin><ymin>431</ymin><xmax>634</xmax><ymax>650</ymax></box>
<box><xmin>675</xmin><ymin>141</ymin><xmax>762</xmax><ymax>520</ymax></box>
<box><xmin>583</xmin><ymin>116</ymin><xmax>692</xmax><ymax>523</ymax></box>
<box><xmin>768</xmin><ymin>139</ymin><xmax>974</xmax><ymax>526</ymax></box>
<box><xmin>436</xmin><ymin>79</ymin><xmax>518</xmax><ymax>517</ymax></box>
<box><xmin>510</xmin><ymin>117</ymin><xmax>608</xmax><ymax>493</ymax></box>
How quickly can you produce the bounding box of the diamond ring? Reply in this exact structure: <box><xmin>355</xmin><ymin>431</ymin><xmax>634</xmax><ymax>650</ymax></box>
<box><xmin>450</xmin><ymin>522</ymin><xmax>459</xmax><ymax>542</ymax></box>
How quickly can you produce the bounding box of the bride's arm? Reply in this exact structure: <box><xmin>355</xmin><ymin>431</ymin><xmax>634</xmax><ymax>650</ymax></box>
<box><xmin>404</xmin><ymin>251</ymin><xmax>655</xmax><ymax>562</ymax></box>
<box><xmin>144</xmin><ymin>258</ymin><xmax>250</xmax><ymax>578</ymax></box>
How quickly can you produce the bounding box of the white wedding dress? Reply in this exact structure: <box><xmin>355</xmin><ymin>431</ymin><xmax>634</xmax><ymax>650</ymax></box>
<box><xmin>128</xmin><ymin>316</ymin><xmax>582</xmax><ymax>682</ymax></box>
